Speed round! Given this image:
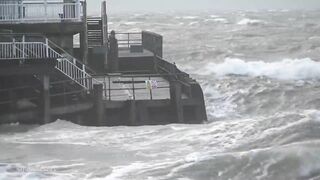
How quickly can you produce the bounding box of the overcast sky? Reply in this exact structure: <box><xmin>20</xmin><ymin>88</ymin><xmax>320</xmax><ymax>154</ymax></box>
<box><xmin>87</xmin><ymin>0</ymin><xmax>320</xmax><ymax>14</ymax></box>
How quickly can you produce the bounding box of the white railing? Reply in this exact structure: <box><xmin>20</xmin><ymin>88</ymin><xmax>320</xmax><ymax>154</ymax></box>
<box><xmin>0</xmin><ymin>38</ymin><xmax>100</xmax><ymax>90</ymax></box>
<box><xmin>0</xmin><ymin>1</ymin><xmax>82</xmax><ymax>23</ymax></box>
<box><xmin>0</xmin><ymin>42</ymin><xmax>59</xmax><ymax>59</ymax></box>
<box><xmin>56</xmin><ymin>58</ymin><xmax>94</xmax><ymax>90</ymax></box>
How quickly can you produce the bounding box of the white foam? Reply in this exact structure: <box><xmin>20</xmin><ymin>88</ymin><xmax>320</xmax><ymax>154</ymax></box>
<box><xmin>123</xmin><ymin>21</ymin><xmax>140</xmax><ymax>25</ymax></box>
<box><xmin>188</xmin><ymin>21</ymin><xmax>199</xmax><ymax>26</ymax></box>
<box><xmin>204</xmin><ymin>18</ymin><xmax>228</xmax><ymax>24</ymax></box>
<box><xmin>201</xmin><ymin>58</ymin><xmax>320</xmax><ymax>81</ymax></box>
<box><xmin>238</xmin><ymin>18</ymin><xmax>263</xmax><ymax>25</ymax></box>
<box><xmin>182</xmin><ymin>16</ymin><xmax>199</xmax><ymax>20</ymax></box>
<box><xmin>210</xmin><ymin>15</ymin><xmax>219</xmax><ymax>18</ymax></box>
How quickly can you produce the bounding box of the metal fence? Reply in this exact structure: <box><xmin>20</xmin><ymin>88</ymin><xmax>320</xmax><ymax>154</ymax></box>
<box><xmin>0</xmin><ymin>1</ymin><xmax>82</xmax><ymax>23</ymax></box>
<box><xmin>99</xmin><ymin>74</ymin><xmax>170</xmax><ymax>101</ymax></box>
<box><xmin>115</xmin><ymin>32</ymin><xmax>142</xmax><ymax>50</ymax></box>
<box><xmin>0</xmin><ymin>42</ymin><xmax>59</xmax><ymax>59</ymax></box>
<box><xmin>0</xmin><ymin>33</ymin><xmax>101</xmax><ymax>90</ymax></box>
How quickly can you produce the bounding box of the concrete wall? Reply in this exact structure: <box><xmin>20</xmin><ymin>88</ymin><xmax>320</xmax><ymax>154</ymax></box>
<box><xmin>142</xmin><ymin>31</ymin><xmax>163</xmax><ymax>58</ymax></box>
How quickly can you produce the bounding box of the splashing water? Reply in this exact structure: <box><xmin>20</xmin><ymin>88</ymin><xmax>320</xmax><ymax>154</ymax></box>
<box><xmin>2</xmin><ymin>10</ymin><xmax>320</xmax><ymax>180</ymax></box>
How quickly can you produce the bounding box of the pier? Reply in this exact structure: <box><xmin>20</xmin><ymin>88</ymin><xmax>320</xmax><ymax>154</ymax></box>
<box><xmin>0</xmin><ymin>0</ymin><xmax>207</xmax><ymax>126</ymax></box>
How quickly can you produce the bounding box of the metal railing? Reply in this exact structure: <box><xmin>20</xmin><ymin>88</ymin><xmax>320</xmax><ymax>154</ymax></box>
<box><xmin>0</xmin><ymin>42</ymin><xmax>59</xmax><ymax>59</ymax></box>
<box><xmin>56</xmin><ymin>58</ymin><xmax>95</xmax><ymax>90</ymax></box>
<box><xmin>46</xmin><ymin>37</ymin><xmax>96</xmax><ymax>74</ymax></box>
<box><xmin>113</xmin><ymin>31</ymin><xmax>163</xmax><ymax>57</ymax></box>
<box><xmin>96</xmin><ymin>73</ymin><xmax>186</xmax><ymax>101</ymax></box>
<box><xmin>0</xmin><ymin>34</ymin><xmax>101</xmax><ymax>90</ymax></box>
<box><xmin>115</xmin><ymin>32</ymin><xmax>142</xmax><ymax>50</ymax></box>
<box><xmin>0</xmin><ymin>1</ymin><xmax>82</xmax><ymax>23</ymax></box>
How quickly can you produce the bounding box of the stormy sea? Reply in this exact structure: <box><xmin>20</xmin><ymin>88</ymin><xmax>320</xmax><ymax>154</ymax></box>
<box><xmin>1</xmin><ymin>10</ymin><xmax>320</xmax><ymax>180</ymax></box>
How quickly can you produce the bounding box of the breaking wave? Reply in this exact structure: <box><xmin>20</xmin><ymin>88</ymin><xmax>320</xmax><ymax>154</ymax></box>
<box><xmin>238</xmin><ymin>18</ymin><xmax>264</xmax><ymax>25</ymax></box>
<box><xmin>2</xmin><ymin>10</ymin><xmax>320</xmax><ymax>180</ymax></box>
<box><xmin>200</xmin><ymin>58</ymin><xmax>320</xmax><ymax>80</ymax></box>
<box><xmin>204</xmin><ymin>18</ymin><xmax>228</xmax><ymax>24</ymax></box>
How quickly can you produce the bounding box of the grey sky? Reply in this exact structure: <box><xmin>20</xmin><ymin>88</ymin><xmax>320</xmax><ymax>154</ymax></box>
<box><xmin>87</xmin><ymin>0</ymin><xmax>320</xmax><ymax>14</ymax></box>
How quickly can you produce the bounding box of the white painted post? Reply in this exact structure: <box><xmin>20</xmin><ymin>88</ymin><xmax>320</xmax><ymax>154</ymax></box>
<box><xmin>82</xmin><ymin>64</ymin><xmax>86</xmax><ymax>87</ymax></box>
<box><xmin>22</xmin><ymin>35</ymin><xmax>25</xmax><ymax>59</ymax></box>
<box><xmin>82</xmin><ymin>64</ymin><xmax>86</xmax><ymax>72</ymax></box>
<box><xmin>45</xmin><ymin>38</ymin><xmax>49</xmax><ymax>58</ymax></box>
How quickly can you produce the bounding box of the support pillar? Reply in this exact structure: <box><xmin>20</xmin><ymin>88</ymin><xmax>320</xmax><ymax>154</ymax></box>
<box><xmin>129</xmin><ymin>100</ymin><xmax>136</xmax><ymax>125</ymax></box>
<box><xmin>138</xmin><ymin>103</ymin><xmax>148</xmax><ymax>125</ymax></box>
<box><xmin>81</xmin><ymin>1</ymin><xmax>88</xmax><ymax>65</ymax></box>
<box><xmin>93</xmin><ymin>84</ymin><xmax>105</xmax><ymax>125</ymax></box>
<box><xmin>170</xmin><ymin>81</ymin><xmax>184</xmax><ymax>123</ymax></box>
<box><xmin>43</xmin><ymin>75</ymin><xmax>50</xmax><ymax>124</ymax></box>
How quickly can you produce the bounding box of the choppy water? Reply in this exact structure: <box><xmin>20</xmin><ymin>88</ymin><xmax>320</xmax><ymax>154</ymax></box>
<box><xmin>2</xmin><ymin>10</ymin><xmax>320</xmax><ymax>180</ymax></box>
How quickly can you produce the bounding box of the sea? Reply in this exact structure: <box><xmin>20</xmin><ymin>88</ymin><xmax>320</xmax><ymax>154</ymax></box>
<box><xmin>1</xmin><ymin>10</ymin><xmax>320</xmax><ymax>180</ymax></box>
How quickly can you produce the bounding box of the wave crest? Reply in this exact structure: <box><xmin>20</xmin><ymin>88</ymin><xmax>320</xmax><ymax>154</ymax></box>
<box><xmin>201</xmin><ymin>58</ymin><xmax>320</xmax><ymax>80</ymax></box>
<box><xmin>238</xmin><ymin>18</ymin><xmax>264</xmax><ymax>25</ymax></box>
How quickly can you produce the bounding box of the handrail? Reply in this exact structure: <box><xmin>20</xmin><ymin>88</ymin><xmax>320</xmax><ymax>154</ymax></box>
<box><xmin>115</xmin><ymin>32</ymin><xmax>142</xmax><ymax>49</ymax></box>
<box><xmin>0</xmin><ymin>34</ymin><xmax>102</xmax><ymax>90</ymax></box>
<box><xmin>0</xmin><ymin>42</ymin><xmax>59</xmax><ymax>59</ymax></box>
<box><xmin>0</xmin><ymin>33</ymin><xmax>96</xmax><ymax>75</ymax></box>
<box><xmin>0</xmin><ymin>1</ymin><xmax>82</xmax><ymax>23</ymax></box>
<box><xmin>99</xmin><ymin>75</ymin><xmax>171</xmax><ymax>101</ymax></box>
<box><xmin>46</xmin><ymin>38</ymin><xmax>96</xmax><ymax>75</ymax></box>
<box><xmin>47</xmin><ymin>46</ymin><xmax>101</xmax><ymax>90</ymax></box>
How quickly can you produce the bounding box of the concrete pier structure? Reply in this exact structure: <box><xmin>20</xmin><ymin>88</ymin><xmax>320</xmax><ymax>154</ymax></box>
<box><xmin>0</xmin><ymin>0</ymin><xmax>207</xmax><ymax>126</ymax></box>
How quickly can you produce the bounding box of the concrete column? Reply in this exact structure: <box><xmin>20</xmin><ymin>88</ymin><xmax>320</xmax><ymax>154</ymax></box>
<box><xmin>43</xmin><ymin>75</ymin><xmax>51</xmax><ymax>124</ymax></box>
<box><xmin>191</xmin><ymin>84</ymin><xmax>208</xmax><ymax>123</ymax></box>
<box><xmin>93</xmin><ymin>84</ymin><xmax>104</xmax><ymax>125</ymax></box>
<box><xmin>82</xmin><ymin>1</ymin><xmax>88</xmax><ymax>65</ymax></box>
<box><xmin>138</xmin><ymin>103</ymin><xmax>149</xmax><ymax>125</ymax></box>
<box><xmin>101</xmin><ymin>1</ymin><xmax>108</xmax><ymax>46</ymax></box>
<box><xmin>170</xmin><ymin>81</ymin><xmax>184</xmax><ymax>123</ymax></box>
<box><xmin>129</xmin><ymin>100</ymin><xmax>137</xmax><ymax>125</ymax></box>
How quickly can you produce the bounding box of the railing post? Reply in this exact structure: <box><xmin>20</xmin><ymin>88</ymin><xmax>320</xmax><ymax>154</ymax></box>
<box><xmin>132</xmin><ymin>77</ymin><xmax>135</xmax><ymax>100</ymax></box>
<box><xmin>103</xmin><ymin>76</ymin><xmax>107</xmax><ymax>98</ymax></box>
<box><xmin>12</xmin><ymin>38</ymin><xmax>16</xmax><ymax>58</ymax></box>
<box><xmin>22</xmin><ymin>35</ymin><xmax>25</xmax><ymax>59</ymax></box>
<box><xmin>82</xmin><ymin>64</ymin><xmax>86</xmax><ymax>87</ymax></box>
<box><xmin>108</xmin><ymin>76</ymin><xmax>111</xmax><ymax>100</ymax></box>
<box><xmin>44</xmin><ymin>0</ymin><xmax>48</xmax><ymax>22</ymax></box>
<box><xmin>76</xmin><ymin>0</ymin><xmax>81</xmax><ymax>21</ymax></box>
<box><xmin>149</xmin><ymin>76</ymin><xmax>153</xmax><ymax>100</ymax></box>
<box><xmin>45</xmin><ymin>38</ymin><xmax>49</xmax><ymax>58</ymax></box>
<box><xmin>20</xmin><ymin>2</ymin><xmax>23</xmax><ymax>22</ymax></box>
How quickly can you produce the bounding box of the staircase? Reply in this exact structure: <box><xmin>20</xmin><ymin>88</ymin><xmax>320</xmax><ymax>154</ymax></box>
<box><xmin>0</xmin><ymin>34</ymin><xmax>101</xmax><ymax>91</ymax></box>
<box><xmin>87</xmin><ymin>17</ymin><xmax>103</xmax><ymax>47</ymax></box>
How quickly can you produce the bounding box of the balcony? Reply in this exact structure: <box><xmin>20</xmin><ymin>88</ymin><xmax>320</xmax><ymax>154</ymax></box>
<box><xmin>0</xmin><ymin>0</ymin><xmax>83</xmax><ymax>24</ymax></box>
